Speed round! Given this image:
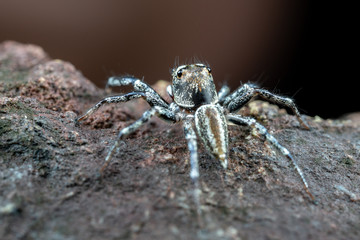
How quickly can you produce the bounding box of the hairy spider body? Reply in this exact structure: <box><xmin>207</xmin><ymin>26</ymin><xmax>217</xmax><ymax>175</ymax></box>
<box><xmin>75</xmin><ymin>63</ymin><xmax>314</xmax><ymax>202</ymax></box>
<box><xmin>170</xmin><ymin>64</ymin><xmax>229</xmax><ymax>169</ymax></box>
<box><xmin>195</xmin><ymin>104</ymin><xmax>228</xmax><ymax>168</ymax></box>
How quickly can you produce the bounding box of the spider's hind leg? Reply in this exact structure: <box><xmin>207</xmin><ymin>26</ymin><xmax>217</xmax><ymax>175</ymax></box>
<box><xmin>227</xmin><ymin>114</ymin><xmax>315</xmax><ymax>201</ymax></box>
<box><xmin>223</xmin><ymin>84</ymin><xmax>310</xmax><ymax>130</ymax></box>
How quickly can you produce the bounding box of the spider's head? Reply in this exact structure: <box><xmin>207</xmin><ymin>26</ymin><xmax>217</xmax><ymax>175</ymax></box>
<box><xmin>170</xmin><ymin>64</ymin><xmax>218</xmax><ymax>109</ymax></box>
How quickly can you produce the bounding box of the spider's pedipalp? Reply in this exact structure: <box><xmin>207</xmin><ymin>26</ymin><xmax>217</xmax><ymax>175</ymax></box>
<box><xmin>75</xmin><ymin>92</ymin><xmax>145</xmax><ymax>123</ymax></box>
<box><xmin>166</xmin><ymin>85</ymin><xmax>173</xmax><ymax>99</ymax></box>
<box><xmin>227</xmin><ymin>114</ymin><xmax>315</xmax><ymax>201</ymax></box>
<box><xmin>100</xmin><ymin>106</ymin><xmax>176</xmax><ymax>173</ymax></box>
<box><xmin>217</xmin><ymin>85</ymin><xmax>230</xmax><ymax>103</ymax></box>
<box><xmin>223</xmin><ymin>83</ymin><xmax>310</xmax><ymax>130</ymax></box>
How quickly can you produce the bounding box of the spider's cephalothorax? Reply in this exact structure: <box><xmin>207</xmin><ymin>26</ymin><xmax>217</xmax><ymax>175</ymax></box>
<box><xmin>171</xmin><ymin>64</ymin><xmax>218</xmax><ymax>108</ymax></box>
<box><xmin>75</xmin><ymin>63</ymin><xmax>315</xmax><ymax>204</ymax></box>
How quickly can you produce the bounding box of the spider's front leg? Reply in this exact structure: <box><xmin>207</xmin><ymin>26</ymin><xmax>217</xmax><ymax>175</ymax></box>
<box><xmin>76</xmin><ymin>76</ymin><xmax>169</xmax><ymax>124</ymax></box>
<box><xmin>227</xmin><ymin>114</ymin><xmax>315</xmax><ymax>202</ymax></box>
<box><xmin>107</xmin><ymin>76</ymin><xmax>169</xmax><ymax>108</ymax></box>
<box><xmin>100</xmin><ymin>106</ymin><xmax>176</xmax><ymax>173</ymax></box>
<box><xmin>222</xmin><ymin>83</ymin><xmax>310</xmax><ymax>130</ymax></box>
<box><xmin>75</xmin><ymin>92</ymin><xmax>145</xmax><ymax>123</ymax></box>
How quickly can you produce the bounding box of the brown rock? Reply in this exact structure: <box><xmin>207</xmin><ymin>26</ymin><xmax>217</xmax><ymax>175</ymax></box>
<box><xmin>0</xmin><ymin>41</ymin><xmax>359</xmax><ymax>240</ymax></box>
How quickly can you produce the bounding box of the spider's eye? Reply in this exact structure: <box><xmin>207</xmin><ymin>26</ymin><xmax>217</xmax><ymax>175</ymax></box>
<box><xmin>177</xmin><ymin>69</ymin><xmax>183</xmax><ymax>78</ymax></box>
<box><xmin>207</xmin><ymin>67</ymin><xmax>212</xmax><ymax>73</ymax></box>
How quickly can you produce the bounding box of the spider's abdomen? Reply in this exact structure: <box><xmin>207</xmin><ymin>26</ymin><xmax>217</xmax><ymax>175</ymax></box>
<box><xmin>194</xmin><ymin>105</ymin><xmax>228</xmax><ymax>168</ymax></box>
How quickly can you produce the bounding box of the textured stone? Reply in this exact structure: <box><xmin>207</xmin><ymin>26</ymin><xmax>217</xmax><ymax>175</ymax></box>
<box><xmin>0</xmin><ymin>41</ymin><xmax>359</xmax><ymax>240</ymax></box>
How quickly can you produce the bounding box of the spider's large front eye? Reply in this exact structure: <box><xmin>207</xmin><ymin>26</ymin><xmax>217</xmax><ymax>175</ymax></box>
<box><xmin>177</xmin><ymin>69</ymin><xmax>183</xmax><ymax>78</ymax></box>
<box><xmin>207</xmin><ymin>67</ymin><xmax>212</xmax><ymax>73</ymax></box>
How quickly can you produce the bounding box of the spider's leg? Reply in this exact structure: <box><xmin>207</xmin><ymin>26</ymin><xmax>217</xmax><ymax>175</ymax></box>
<box><xmin>227</xmin><ymin>114</ymin><xmax>315</xmax><ymax>201</ymax></box>
<box><xmin>75</xmin><ymin>92</ymin><xmax>145</xmax><ymax>123</ymax></box>
<box><xmin>183</xmin><ymin>118</ymin><xmax>202</xmax><ymax>215</ymax></box>
<box><xmin>222</xmin><ymin>83</ymin><xmax>258</xmax><ymax>107</ymax></box>
<box><xmin>223</xmin><ymin>84</ymin><xmax>310</xmax><ymax>129</ymax></box>
<box><xmin>107</xmin><ymin>76</ymin><xmax>169</xmax><ymax>108</ymax></box>
<box><xmin>100</xmin><ymin>106</ymin><xmax>176</xmax><ymax>173</ymax></box>
<box><xmin>217</xmin><ymin>85</ymin><xmax>230</xmax><ymax>103</ymax></box>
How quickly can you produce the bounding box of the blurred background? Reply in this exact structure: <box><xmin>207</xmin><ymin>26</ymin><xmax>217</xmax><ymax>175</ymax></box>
<box><xmin>0</xmin><ymin>0</ymin><xmax>357</xmax><ymax>118</ymax></box>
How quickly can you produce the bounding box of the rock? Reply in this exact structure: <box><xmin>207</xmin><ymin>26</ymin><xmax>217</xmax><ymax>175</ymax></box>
<box><xmin>0</xmin><ymin>41</ymin><xmax>101</xmax><ymax>113</ymax></box>
<box><xmin>0</xmin><ymin>41</ymin><xmax>359</xmax><ymax>240</ymax></box>
<box><xmin>0</xmin><ymin>41</ymin><xmax>48</xmax><ymax>71</ymax></box>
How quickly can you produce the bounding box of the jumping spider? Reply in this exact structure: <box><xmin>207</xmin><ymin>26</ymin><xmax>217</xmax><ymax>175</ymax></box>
<box><xmin>75</xmin><ymin>63</ymin><xmax>315</xmax><ymax>201</ymax></box>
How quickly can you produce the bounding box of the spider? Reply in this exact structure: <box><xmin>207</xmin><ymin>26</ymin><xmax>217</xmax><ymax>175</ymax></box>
<box><xmin>75</xmin><ymin>63</ymin><xmax>315</xmax><ymax>201</ymax></box>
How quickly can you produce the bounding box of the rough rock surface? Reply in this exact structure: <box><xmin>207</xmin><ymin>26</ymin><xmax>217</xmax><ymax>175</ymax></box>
<box><xmin>0</xmin><ymin>41</ymin><xmax>359</xmax><ymax>240</ymax></box>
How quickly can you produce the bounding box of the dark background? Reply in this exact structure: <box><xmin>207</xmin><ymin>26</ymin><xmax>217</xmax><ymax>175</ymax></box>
<box><xmin>0</xmin><ymin>0</ymin><xmax>357</xmax><ymax>118</ymax></box>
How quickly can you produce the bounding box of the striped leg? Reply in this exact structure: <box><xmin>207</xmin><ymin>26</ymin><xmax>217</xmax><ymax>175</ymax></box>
<box><xmin>227</xmin><ymin>114</ymin><xmax>315</xmax><ymax>201</ymax></box>
<box><xmin>100</xmin><ymin>106</ymin><xmax>175</xmax><ymax>172</ymax></box>
<box><xmin>106</xmin><ymin>76</ymin><xmax>169</xmax><ymax>108</ymax></box>
<box><xmin>75</xmin><ymin>92</ymin><xmax>145</xmax><ymax>123</ymax></box>
<box><xmin>183</xmin><ymin>118</ymin><xmax>202</xmax><ymax>215</ymax></box>
<box><xmin>223</xmin><ymin>84</ymin><xmax>310</xmax><ymax>130</ymax></box>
